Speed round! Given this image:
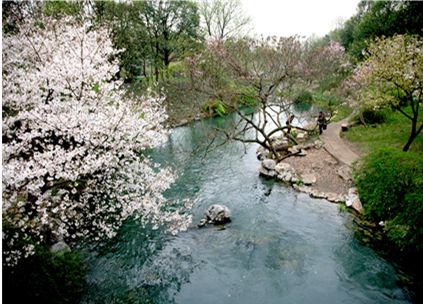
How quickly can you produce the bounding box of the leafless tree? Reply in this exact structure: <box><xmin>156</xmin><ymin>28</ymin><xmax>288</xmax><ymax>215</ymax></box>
<box><xmin>206</xmin><ymin>37</ymin><xmax>315</xmax><ymax>161</ymax></box>
<box><xmin>199</xmin><ymin>0</ymin><xmax>251</xmax><ymax>40</ymax></box>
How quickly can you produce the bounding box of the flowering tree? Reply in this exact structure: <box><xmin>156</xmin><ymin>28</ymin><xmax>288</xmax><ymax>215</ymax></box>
<box><xmin>352</xmin><ymin>35</ymin><xmax>423</xmax><ymax>151</ymax></box>
<box><xmin>2</xmin><ymin>17</ymin><xmax>191</xmax><ymax>267</ymax></box>
<box><xmin>302</xmin><ymin>40</ymin><xmax>351</xmax><ymax>87</ymax></box>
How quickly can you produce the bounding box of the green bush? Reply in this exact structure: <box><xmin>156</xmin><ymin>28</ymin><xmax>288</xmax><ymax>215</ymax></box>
<box><xmin>203</xmin><ymin>99</ymin><xmax>227</xmax><ymax>117</ymax></box>
<box><xmin>3</xmin><ymin>245</ymin><xmax>87</xmax><ymax>304</ymax></box>
<box><xmin>294</xmin><ymin>90</ymin><xmax>313</xmax><ymax>104</ymax></box>
<box><xmin>360</xmin><ymin>108</ymin><xmax>386</xmax><ymax>124</ymax></box>
<box><xmin>354</xmin><ymin>147</ymin><xmax>423</xmax><ymax>252</ymax></box>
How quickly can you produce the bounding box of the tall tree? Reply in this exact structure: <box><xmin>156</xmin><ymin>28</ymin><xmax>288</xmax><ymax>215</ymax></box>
<box><xmin>94</xmin><ymin>0</ymin><xmax>151</xmax><ymax>80</ymax></box>
<box><xmin>199</xmin><ymin>0</ymin><xmax>251</xmax><ymax>40</ymax></box>
<box><xmin>333</xmin><ymin>0</ymin><xmax>423</xmax><ymax>60</ymax></box>
<box><xmin>142</xmin><ymin>0</ymin><xmax>201</xmax><ymax>80</ymax></box>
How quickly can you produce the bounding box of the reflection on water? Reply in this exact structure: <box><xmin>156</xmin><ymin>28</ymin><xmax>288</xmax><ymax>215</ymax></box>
<box><xmin>82</xmin><ymin>116</ymin><xmax>411</xmax><ymax>304</ymax></box>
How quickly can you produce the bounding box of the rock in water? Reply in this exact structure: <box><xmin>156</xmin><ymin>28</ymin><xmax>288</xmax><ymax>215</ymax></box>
<box><xmin>198</xmin><ymin>204</ymin><xmax>231</xmax><ymax>227</ymax></box>
<box><xmin>50</xmin><ymin>241</ymin><xmax>71</xmax><ymax>255</ymax></box>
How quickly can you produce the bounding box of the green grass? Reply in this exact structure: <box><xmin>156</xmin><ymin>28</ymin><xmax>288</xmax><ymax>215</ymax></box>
<box><xmin>344</xmin><ymin>108</ymin><xmax>423</xmax><ymax>154</ymax></box>
<box><xmin>330</xmin><ymin>105</ymin><xmax>354</xmax><ymax>122</ymax></box>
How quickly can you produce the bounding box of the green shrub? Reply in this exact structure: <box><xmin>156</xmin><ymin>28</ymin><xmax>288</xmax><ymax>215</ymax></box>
<box><xmin>294</xmin><ymin>90</ymin><xmax>313</xmax><ymax>104</ymax></box>
<box><xmin>360</xmin><ymin>108</ymin><xmax>386</xmax><ymax>124</ymax></box>
<box><xmin>3</xmin><ymin>245</ymin><xmax>87</xmax><ymax>304</ymax></box>
<box><xmin>353</xmin><ymin>147</ymin><xmax>423</xmax><ymax>252</ymax></box>
<box><xmin>203</xmin><ymin>99</ymin><xmax>227</xmax><ymax>117</ymax></box>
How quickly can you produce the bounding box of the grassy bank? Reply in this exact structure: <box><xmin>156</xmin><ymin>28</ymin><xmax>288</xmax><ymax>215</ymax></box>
<box><xmin>345</xmin><ymin>107</ymin><xmax>423</xmax><ymax>302</ymax></box>
<box><xmin>344</xmin><ymin>108</ymin><xmax>423</xmax><ymax>154</ymax></box>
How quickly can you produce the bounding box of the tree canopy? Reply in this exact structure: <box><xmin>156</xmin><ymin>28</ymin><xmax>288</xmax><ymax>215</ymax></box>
<box><xmin>330</xmin><ymin>0</ymin><xmax>423</xmax><ymax>60</ymax></box>
<box><xmin>351</xmin><ymin>35</ymin><xmax>423</xmax><ymax>151</ymax></box>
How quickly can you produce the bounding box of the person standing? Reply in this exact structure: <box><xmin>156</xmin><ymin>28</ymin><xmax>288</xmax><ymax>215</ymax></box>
<box><xmin>286</xmin><ymin>114</ymin><xmax>295</xmax><ymax>133</ymax></box>
<box><xmin>317</xmin><ymin>111</ymin><xmax>326</xmax><ymax>135</ymax></box>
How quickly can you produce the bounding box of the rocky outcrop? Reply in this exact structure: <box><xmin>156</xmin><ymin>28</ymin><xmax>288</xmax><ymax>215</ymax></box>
<box><xmin>259</xmin><ymin>159</ymin><xmax>277</xmax><ymax>177</ymax></box>
<box><xmin>273</xmin><ymin>139</ymin><xmax>289</xmax><ymax>151</ymax></box>
<box><xmin>345</xmin><ymin>187</ymin><xmax>363</xmax><ymax>213</ymax></box>
<box><xmin>292</xmin><ymin>185</ymin><xmax>345</xmax><ymax>203</ymax></box>
<box><xmin>275</xmin><ymin>162</ymin><xmax>298</xmax><ymax>183</ymax></box>
<box><xmin>255</xmin><ymin>142</ymin><xmax>364</xmax><ymax>209</ymax></box>
<box><xmin>198</xmin><ymin>204</ymin><xmax>231</xmax><ymax>227</ymax></box>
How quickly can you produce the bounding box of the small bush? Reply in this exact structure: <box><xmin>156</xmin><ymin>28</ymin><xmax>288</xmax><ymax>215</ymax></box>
<box><xmin>360</xmin><ymin>108</ymin><xmax>386</xmax><ymax>124</ymax></box>
<box><xmin>294</xmin><ymin>90</ymin><xmax>313</xmax><ymax>104</ymax></box>
<box><xmin>3</xmin><ymin>245</ymin><xmax>86</xmax><ymax>304</ymax></box>
<box><xmin>203</xmin><ymin>99</ymin><xmax>227</xmax><ymax>117</ymax></box>
<box><xmin>353</xmin><ymin>147</ymin><xmax>423</xmax><ymax>252</ymax></box>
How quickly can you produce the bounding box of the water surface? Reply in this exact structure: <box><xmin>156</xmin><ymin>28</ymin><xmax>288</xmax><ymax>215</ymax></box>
<box><xmin>82</xmin><ymin>117</ymin><xmax>410</xmax><ymax>304</ymax></box>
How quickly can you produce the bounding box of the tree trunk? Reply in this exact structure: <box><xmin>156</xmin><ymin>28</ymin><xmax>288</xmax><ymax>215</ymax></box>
<box><xmin>142</xmin><ymin>59</ymin><xmax>146</xmax><ymax>77</ymax></box>
<box><xmin>164</xmin><ymin>48</ymin><xmax>170</xmax><ymax>67</ymax></box>
<box><xmin>403</xmin><ymin>118</ymin><xmax>422</xmax><ymax>151</ymax></box>
<box><xmin>155</xmin><ymin>65</ymin><xmax>159</xmax><ymax>82</ymax></box>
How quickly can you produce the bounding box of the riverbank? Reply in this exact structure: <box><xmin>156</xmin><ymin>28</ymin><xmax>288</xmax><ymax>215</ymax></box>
<box><xmin>284</xmin><ymin>145</ymin><xmax>354</xmax><ymax>196</ymax></box>
<box><xmin>286</xmin><ymin>116</ymin><xmax>360</xmax><ymax>200</ymax></box>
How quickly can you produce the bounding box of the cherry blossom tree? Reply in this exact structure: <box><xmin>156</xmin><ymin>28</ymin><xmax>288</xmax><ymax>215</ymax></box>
<box><xmin>352</xmin><ymin>35</ymin><xmax>423</xmax><ymax>151</ymax></box>
<box><xmin>2</xmin><ymin>17</ymin><xmax>191</xmax><ymax>267</ymax></box>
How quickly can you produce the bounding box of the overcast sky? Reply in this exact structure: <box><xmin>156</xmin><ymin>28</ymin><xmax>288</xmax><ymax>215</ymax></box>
<box><xmin>241</xmin><ymin>0</ymin><xmax>360</xmax><ymax>38</ymax></box>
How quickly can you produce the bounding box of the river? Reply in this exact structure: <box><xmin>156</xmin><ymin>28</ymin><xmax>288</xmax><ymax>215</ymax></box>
<box><xmin>81</xmin><ymin>115</ymin><xmax>411</xmax><ymax>304</ymax></box>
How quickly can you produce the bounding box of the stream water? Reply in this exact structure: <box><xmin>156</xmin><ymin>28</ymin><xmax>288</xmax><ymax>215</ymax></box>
<box><xmin>82</xmin><ymin>116</ymin><xmax>411</xmax><ymax>304</ymax></box>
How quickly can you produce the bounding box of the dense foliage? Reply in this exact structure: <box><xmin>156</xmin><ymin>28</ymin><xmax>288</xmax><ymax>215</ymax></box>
<box><xmin>330</xmin><ymin>0</ymin><xmax>423</xmax><ymax>60</ymax></box>
<box><xmin>94</xmin><ymin>0</ymin><xmax>202</xmax><ymax>82</ymax></box>
<box><xmin>3</xmin><ymin>246</ymin><xmax>86</xmax><ymax>304</ymax></box>
<box><xmin>354</xmin><ymin>148</ymin><xmax>423</xmax><ymax>253</ymax></box>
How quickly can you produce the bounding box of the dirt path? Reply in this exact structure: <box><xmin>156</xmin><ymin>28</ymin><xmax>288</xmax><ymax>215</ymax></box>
<box><xmin>320</xmin><ymin>118</ymin><xmax>359</xmax><ymax>167</ymax></box>
<box><xmin>284</xmin><ymin>117</ymin><xmax>361</xmax><ymax>197</ymax></box>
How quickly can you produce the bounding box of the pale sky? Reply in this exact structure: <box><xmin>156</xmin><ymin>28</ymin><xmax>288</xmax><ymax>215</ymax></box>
<box><xmin>242</xmin><ymin>0</ymin><xmax>360</xmax><ymax>38</ymax></box>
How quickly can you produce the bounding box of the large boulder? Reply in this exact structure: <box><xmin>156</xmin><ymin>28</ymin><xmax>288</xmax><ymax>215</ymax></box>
<box><xmin>198</xmin><ymin>204</ymin><xmax>231</xmax><ymax>227</ymax></box>
<box><xmin>256</xmin><ymin>146</ymin><xmax>268</xmax><ymax>160</ymax></box>
<box><xmin>262</xmin><ymin>159</ymin><xmax>276</xmax><ymax>170</ymax></box>
<box><xmin>259</xmin><ymin>159</ymin><xmax>277</xmax><ymax>178</ymax></box>
<box><xmin>273</xmin><ymin>140</ymin><xmax>289</xmax><ymax>151</ymax></box>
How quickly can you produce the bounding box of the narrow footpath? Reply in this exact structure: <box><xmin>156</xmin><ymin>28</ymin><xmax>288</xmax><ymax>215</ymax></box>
<box><xmin>320</xmin><ymin>118</ymin><xmax>359</xmax><ymax>167</ymax></box>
